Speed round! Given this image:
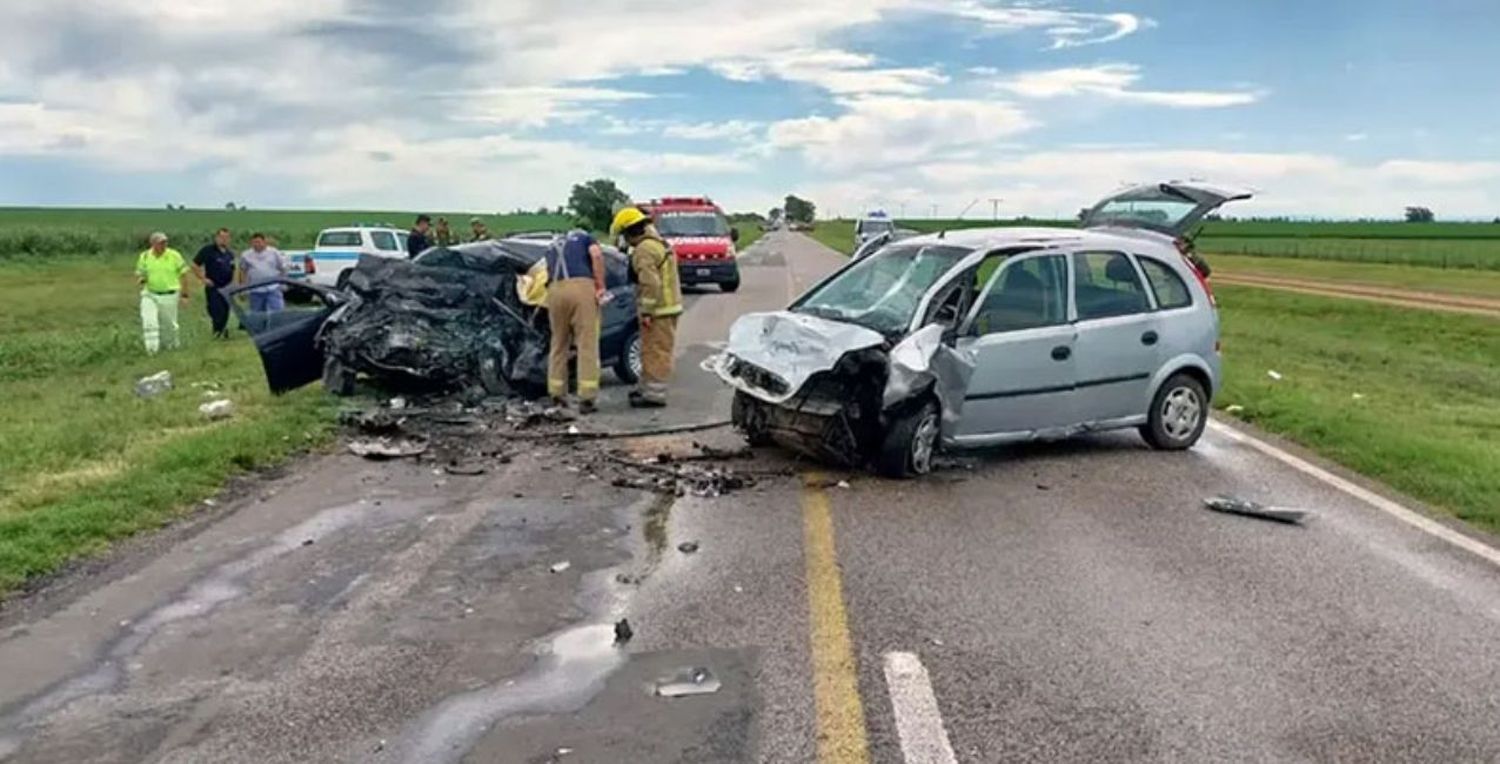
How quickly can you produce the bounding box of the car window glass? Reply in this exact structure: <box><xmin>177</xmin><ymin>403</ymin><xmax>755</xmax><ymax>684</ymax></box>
<box><xmin>1074</xmin><ymin>251</ymin><xmax>1149</xmax><ymax>320</ymax></box>
<box><xmin>317</xmin><ymin>231</ymin><xmax>362</xmax><ymax>247</ymax></box>
<box><xmin>1139</xmin><ymin>257</ymin><xmax>1193</xmax><ymax>309</ymax></box>
<box><xmin>923</xmin><ymin>252</ymin><xmax>1008</xmax><ymax>329</ymax></box>
<box><xmin>371</xmin><ymin>231</ymin><xmax>398</xmax><ymax>251</ymax></box>
<box><xmin>602</xmin><ymin>250</ymin><xmax>628</xmax><ymax>288</ymax></box>
<box><xmin>971</xmin><ymin>255</ymin><xmax>1068</xmax><ymax>334</ymax></box>
<box><xmin>397</xmin><ymin>232</ymin><xmax>410</xmax><ymax>251</ymax></box>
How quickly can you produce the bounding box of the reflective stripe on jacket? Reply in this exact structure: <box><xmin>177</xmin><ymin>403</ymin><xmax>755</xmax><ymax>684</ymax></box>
<box><xmin>631</xmin><ymin>234</ymin><xmax>683</xmax><ymax>317</ymax></box>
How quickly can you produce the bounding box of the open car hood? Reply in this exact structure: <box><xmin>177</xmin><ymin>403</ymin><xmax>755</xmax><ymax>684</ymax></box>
<box><xmin>717</xmin><ymin>312</ymin><xmax>886</xmax><ymax>404</ymax></box>
<box><xmin>1081</xmin><ymin>181</ymin><xmax>1252</xmax><ymax>237</ymax></box>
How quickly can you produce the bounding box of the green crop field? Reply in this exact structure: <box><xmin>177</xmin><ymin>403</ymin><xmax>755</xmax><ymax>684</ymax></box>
<box><xmin>0</xmin><ymin>207</ymin><xmax>575</xmax><ymax>259</ymax></box>
<box><xmin>812</xmin><ymin>217</ymin><xmax>1500</xmax><ymax>270</ymax></box>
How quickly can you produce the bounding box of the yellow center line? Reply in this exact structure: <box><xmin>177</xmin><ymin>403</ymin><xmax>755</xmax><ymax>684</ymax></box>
<box><xmin>801</xmin><ymin>473</ymin><xmax>871</xmax><ymax>764</ymax></box>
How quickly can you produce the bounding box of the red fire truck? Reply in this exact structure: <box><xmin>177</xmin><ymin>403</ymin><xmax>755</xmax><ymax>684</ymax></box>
<box><xmin>636</xmin><ymin>196</ymin><xmax>741</xmax><ymax>293</ymax></box>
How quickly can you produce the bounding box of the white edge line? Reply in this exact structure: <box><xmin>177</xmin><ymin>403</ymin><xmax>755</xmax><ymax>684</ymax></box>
<box><xmin>883</xmin><ymin>651</ymin><xmax>958</xmax><ymax>764</ymax></box>
<box><xmin>1207</xmin><ymin>420</ymin><xmax>1500</xmax><ymax>569</ymax></box>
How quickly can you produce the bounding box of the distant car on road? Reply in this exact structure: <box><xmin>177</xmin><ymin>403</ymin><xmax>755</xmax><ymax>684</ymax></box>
<box><xmin>287</xmin><ymin>225</ymin><xmax>411</xmax><ymax>288</ymax></box>
<box><xmin>854</xmin><ymin>211</ymin><xmax>896</xmax><ymax>249</ymax></box>
<box><xmin>718</xmin><ymin>181</ymin><xmax>1248</xmax><ymax>477</ymax></box>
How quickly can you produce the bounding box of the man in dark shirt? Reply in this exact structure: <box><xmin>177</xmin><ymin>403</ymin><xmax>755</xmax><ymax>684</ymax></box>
<box><xmin>192</xmin><ymin>227</ymin><xmax>237</xmax><ymax>338</ymax></box>
<box><xmin>407</xmin><ymin>214</ymin><xmax>432</xmax><ymax>258</ymax></box>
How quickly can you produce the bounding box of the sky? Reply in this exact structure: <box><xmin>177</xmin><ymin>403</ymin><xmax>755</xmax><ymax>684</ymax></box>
<box><xmin>1</xmin><ymin>0</ymin><xmax>1498</xmax><ymax>219</ymax></box>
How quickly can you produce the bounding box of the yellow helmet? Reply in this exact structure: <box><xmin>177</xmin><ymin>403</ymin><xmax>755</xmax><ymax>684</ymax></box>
<box><xmin>610</xmin><ymin>207</ymin><xmax>650</xmax><ymax>236</ymax></box>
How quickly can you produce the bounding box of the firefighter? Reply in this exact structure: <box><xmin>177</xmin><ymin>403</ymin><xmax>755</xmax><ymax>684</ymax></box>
<box><xmin>611</xmin><ymin>207</ymin><xmax>682</xmax><ymax>408</ymax></box>
<box><xmin>545</xmin><ymin>229</ymin><xmax>607</xmax><ymax>412</ymax></box>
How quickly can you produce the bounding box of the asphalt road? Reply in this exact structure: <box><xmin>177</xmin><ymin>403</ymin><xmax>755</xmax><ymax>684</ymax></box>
<box><xmin>4</xmin><ymin>232</ymin><xmax>1500</xmax><ymax>763</ymax></box>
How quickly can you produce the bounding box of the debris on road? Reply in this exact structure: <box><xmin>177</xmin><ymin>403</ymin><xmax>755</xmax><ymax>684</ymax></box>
<box><xmin>198</xmin><ymin>399</ymin><xmax>234</xmax><ymax>420</ymax></box>
<box><xmin>134</xmin><ymin>371</ymin><xmax>173</xmax><ymax>398</ymax></box>
<box><xmin>442</xmin><ymin>461</ymin><xmax>487</xmax><ymax>476</ymax></box>
<box><xmin>347</xmin><ymin>438</ymin><xmax>429</xmax><ymax>460</ymax></box>
<box><xmin>677</xmin><ymin>541</ymin><xmax>700</xmax><ymax>554</ymax></box>
<box><xmin>549</xmin><ymin>561</ymin><xmax>572</xmax><ymax>573</ymax></box>
<box><xmin>1204</xmin><ymin>495</ymin><xmax>1307</xmax><ymax>525</ymax></box>
<box><xmin>602</xmin><ymin>452</ymin><xmax>758</xmax><ymax>498</ymax></box>
<box><xmin>653</xmin><ymin>666</ymin><xmax>721</xmax><ymax>698</ymax></box>
<box><xmin>613</xmin><ymin>619</ymin><xmax>633</xmax><ymax>644</ymax></box>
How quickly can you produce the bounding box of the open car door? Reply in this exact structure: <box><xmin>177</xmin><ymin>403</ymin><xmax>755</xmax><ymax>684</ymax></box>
<box><xmin>1081</xmin><ymin>181</ymin><xmax>1252</xmax><ymax>238</ymax></box>
<box><xmin>225</xmin><ymin>279</ymin><xmax>346</xmax><ymax>394</ymax></box>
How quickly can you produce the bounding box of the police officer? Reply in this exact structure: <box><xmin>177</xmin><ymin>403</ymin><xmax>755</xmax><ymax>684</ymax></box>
<box><xmin>192</xmin><ymin>227</ymin><xmax>236</xmax><ymax>338</ymax></box>
<box><xmin>546</xmin><ymin>230</ymin><xmax>607</xmax><ymax>412</ymax></box>
<box><xmin>611</xmin><ymin>208</ymin><xmax>682</xmax><ymax>408</ymax></box>
<box><xmin>469</xmin><ymin>217</ymin><xmax>491</xmax><ymax>242</ymax></box>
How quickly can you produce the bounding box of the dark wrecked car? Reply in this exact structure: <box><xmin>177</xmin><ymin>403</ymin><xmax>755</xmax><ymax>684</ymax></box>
<box><xmin>228</xmin><ymin>237</ymin><xmax>641</xmax><ymax>398</ymax></box>
<box><xmin>717</xmin><ymin>181</ymin><xmax>1248</xmax><ymax>478</ymax></box>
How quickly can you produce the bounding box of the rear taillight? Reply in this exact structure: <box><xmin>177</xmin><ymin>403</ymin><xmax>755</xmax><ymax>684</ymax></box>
<box><xmin>304</xmin><ymin>255</ymin><xmax>316</xmax><ymax>275</ymax></box>
<box><xmin>1184</xmin><ymin>255</ymin><xmax>1215</xmax><ymax>307</ymax></box>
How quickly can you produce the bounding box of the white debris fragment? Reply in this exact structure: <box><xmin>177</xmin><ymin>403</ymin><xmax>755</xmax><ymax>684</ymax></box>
<box><xmin>389</xmin><ymin>397</ymin><xmax>408</xmax><ymax>410</ymax></box>
<box><xmin>1225</xmin><ymin>405</ymin><xmax>1245</xmax><ymax>415</ymax></box>
<box><xmin>549</xmin><ymin>561</ymin><xmax>572</xmax><ymax>574</ymax></box>
<box><xmin>1267</xmin><ymin>370</ymin><xmax>1284</xmax><ymax>381</ymax></box>
<box><xmin>835</xmin><ymin>480</ymin><xmax>851</xmax><ymax>489</ymax></box>
<box><xmin>134</xmin><ymin>371</ymin><xmax>173</xmax><ymax>398</ymax></box>
<box><xmin>567</xmin><ymin>425</ymin><xmax>581</xmax><ymax>436</ymax></box>
<box><xmin>198</xmin><ymin>399</ymin><xmax>234</xmax><ymax>420</ymax></box>
<box><xmin>1352</xmin><ymin>393</ymin><xmax>1366</xmax><ymax>400</ymax></box>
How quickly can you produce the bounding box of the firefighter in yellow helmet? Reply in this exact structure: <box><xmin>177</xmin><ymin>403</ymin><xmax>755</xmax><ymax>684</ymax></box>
<box><xmin>612</xmin><ymin>207</ymin><xmax>682</xmax><ymax>408</ymax></box>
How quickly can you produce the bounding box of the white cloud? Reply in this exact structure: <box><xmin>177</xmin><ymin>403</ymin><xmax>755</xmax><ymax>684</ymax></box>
<box><xmin>995</xmin><ymin>64</ymin><xmax>1261</xmax><ymax>108</ymax></box>
<box><xmin>922</xmin><ymin>2</ymin><xmax>1150</xmax><ymax>49</ymax></box>
<box><xmin>1345</xmin><ymin>132</ymin><xmax>1368</xmax><ymax>142</ymax></box>
<box><xmin>1375</xmin><ymin>159</ymin><xmax>1500</xmax><ymax>184</ymax></box>
<box><xmin>710</xmin><ymin>49</ymin><xmax>947</xmax><ymax>95</ymax></box>
<box><xmin>769</xmin><ymin>96</ymin><xmax>1034</xmax><ymax>170</ymax></box>
<box><xmin>442</xmin><ymin>86</ymin><xmax>653</xmax><ymax>128</ymax></box>
<box><xmin>661</xmin><ymin>121</ymin><xmax>762</xmax><ymax>142</ymax></box>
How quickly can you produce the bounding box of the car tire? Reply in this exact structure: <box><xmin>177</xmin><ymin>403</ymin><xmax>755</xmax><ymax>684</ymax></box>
<box><xmin>321</xmin><ymin>357</ymin><xmax>356</xmax><ymax>396</ymax></box>
<box><xmin>1141</xmin><ymin>372</ymin><xmax>1208</xmax><ymax>450</ymax></box>
<box><xmin>876</xmin><ymin>399</ymin><xmax>940</xmax><ymax>479</ymax></box>
<box><xmin>720</xmin><ymin>278</ymin><xmax>741</xmax><ymax>293</ymax></box>
<box><xmin>614</xmin><ymin>331</ymin><xmax>642</xmax><ymax>385</ymax></box>
<box><xmin>731</xmin><ymin>391</ymin><xmax>773</xmax><ymax>447</ymax></box>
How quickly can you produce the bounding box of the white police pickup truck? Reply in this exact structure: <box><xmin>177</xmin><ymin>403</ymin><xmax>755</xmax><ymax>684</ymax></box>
<box><xmin>288</xmin><ymin>225</ymin><xmax>411</xmax><ymax>287</ymax></box>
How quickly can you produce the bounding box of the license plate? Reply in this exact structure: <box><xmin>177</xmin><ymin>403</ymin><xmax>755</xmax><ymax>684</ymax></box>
<box><xmin>696</xmin><ymin>268</ymin><xmax>712</xmax><ymax>277</ymax></box>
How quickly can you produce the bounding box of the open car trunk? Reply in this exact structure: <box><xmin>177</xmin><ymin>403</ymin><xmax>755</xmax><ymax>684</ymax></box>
<box><xmin>1081</xmin><ymin>181</ymin><xmax>1252</xmax><ymax>237</ymax></box>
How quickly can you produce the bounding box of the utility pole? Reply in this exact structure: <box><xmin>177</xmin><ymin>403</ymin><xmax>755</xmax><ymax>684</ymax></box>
<box><xmin>989</xmin><ymin>197</ymin><xmax>1003</xmax><ymax>221</ymax></box>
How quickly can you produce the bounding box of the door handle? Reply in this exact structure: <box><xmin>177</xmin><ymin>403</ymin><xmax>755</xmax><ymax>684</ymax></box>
<box><xmin>1051</xmin><ymin>345</ymin><xmax>1072</xmax><ymax>361</ymax></box>
<box><xmin>1141</xmin><ymin>331</ymin><xmax>1159</xmax><ymax>346</ymax></box>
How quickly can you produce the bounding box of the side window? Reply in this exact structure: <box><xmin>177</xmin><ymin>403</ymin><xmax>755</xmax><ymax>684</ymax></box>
<box><xmin>971</xmin><ymin>255</ymin><xmax>1068</xmax><ymax>335</ymax></box>
<box><xmin>1138</xmin><ymin>257</ymin><xmax>1193</xmax><ymax>309</ymax></box>
<box><xmin>371</xmin><ymin>231</ymin><xmax>398</xmax><ymax>251</ymax></box>
<box><xmin>924</xmin><ymin>253</ymin><xmax>1007</xmax><ymax>329</ymax></box>
<box><xmin>397</xmin><ymin>232</ymin><xmax>410</xmax><ymax>252</ymax></box>
<box><xmin>1073</xmin><ymin>251</ymin><xmax>1149</xmax><ymax>320</ymax></box>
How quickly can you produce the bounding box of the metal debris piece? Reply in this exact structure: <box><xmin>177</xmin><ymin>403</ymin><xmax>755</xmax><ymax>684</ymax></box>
<box><xmin>347</xmin><ymin>438</ymin><xmax>428</xmax><ymax>460</ymax></box>
<box><xmin>614</xmin><ymin>619</ymin><xmax>633</xmax><ymax>644</ymax></box>
<box><xmin>133</xmin><ymin>371</ymin><xmax>173</xmax><ymax>398</ymax></box>
<box><xmin>1203</xmin><ymin>495</ymin><xmax>1307</xmax><ymax>525</ymax></box>
<box><xmin>549</xmin><ymin>560</ymin><xmax>571</xmax><ymax>573</ymax></box>
<box><xmin>443</xmin><ymin>461</ymin><xmax>487</xmax><ymax>476</ymax></box>
<box><xmin>677</xmin><ymin>541</ymin><xmax>700</xmax><ymax>554</ymax></box>
<box><xmin>198</xmin><ymin>399</ymin><xmax>234</xmax><ymax>420</ymax></box>
<box><xmin>653</xmin><ymin>666</ymin><xmax>721</xmax><ymax>698</ymax></box>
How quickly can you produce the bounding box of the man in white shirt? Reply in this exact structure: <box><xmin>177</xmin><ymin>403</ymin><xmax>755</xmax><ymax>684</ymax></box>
<box><xmin>238</xmin><ymin>232</ymin><xmax>288</xmax><ymax>313</ymax></box>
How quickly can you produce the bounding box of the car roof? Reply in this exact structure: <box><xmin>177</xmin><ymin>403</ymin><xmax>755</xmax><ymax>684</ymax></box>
<box><xmin>892</xmin><ymin>225</ymin><xmax>1179</xmax><ymax>255</ymax></box>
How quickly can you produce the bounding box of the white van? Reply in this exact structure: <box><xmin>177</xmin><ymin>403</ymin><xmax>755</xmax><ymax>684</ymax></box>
<box><xmin>289</xmin><ymin>226</ymin><xmax>411</xmax><ymax>287</ymax></box>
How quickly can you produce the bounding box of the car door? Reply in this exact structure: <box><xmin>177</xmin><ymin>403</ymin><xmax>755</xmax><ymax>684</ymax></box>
<box><xmin>951</xmin><ymin>252</ymin><xmax>1075</xmax><ymax>442</ymax></box>
<box><xmin>226</xmin><ymin>281</ymin><xmax>342</xmax><ymax>394</ymax></box>
<box><xmin>1070</xmin><ymin>251</ymin><xmax>1161</xmax><ymax>425</ymax></box>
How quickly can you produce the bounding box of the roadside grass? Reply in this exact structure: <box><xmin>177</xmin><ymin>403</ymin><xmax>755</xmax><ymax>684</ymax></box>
<box><xmin>0</xmin><ymin>256</ymin><xmax>335</xmax><ymax>597</ymax></box>
<box><xmin>1210</xmin><ymin>254</ymin><xmax>1500</xmax><ymax>299</ymax></box>
<box><xmin>0</xmin><ymin>209</ymin><xmax>575</xmax><ymax>259</ymax></box>
<box><xmin>810</xmin><ymin>221</ymin><xmax>856</xmax><ymax>255</ymax></box>
<box><xmin>1215</xmin><ymin>285</ymin><xmax>1500</xmax><ymax>532</ymax></box>
<box><xmin>735</xmin><ymin>225</ymin><xmax>764</xmax><ymax>251</ymax></box>
<box><xmin>1199</xmin><ymin>236</ymin><xmax>1500</xmax><ymax>270</ymax></box>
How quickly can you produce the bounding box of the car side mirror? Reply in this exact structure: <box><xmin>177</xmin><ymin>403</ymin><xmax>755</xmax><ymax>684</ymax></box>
<box><xmin>729</xmin><ymin>227</ymin><xmax>740</xmax><ymax>243</ymax></box>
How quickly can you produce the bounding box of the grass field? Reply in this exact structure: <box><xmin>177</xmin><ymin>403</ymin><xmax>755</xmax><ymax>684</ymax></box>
<box><xmin>1212</xmin><ymin>254</ymin><xmax>1500</xmax><ymax>299</ymax></box>
<box><xmin>0</xmin><ymin>208</ymin><xmax>575</xmax><ymax>259</ymax></box>
<box><xmin>1214</xmin><ymin>285</ymin><xmax>1500</xmax><ymax>532</ymax></box>
<box><xmin>0</xmin><ymin>256</ymin><xmax>340</xmax><ymax>596</ymax></box>
<box><xmin>813</xmin><ymin>218</ymin><xmax>1500</xmax><ymax>270</ymax></box>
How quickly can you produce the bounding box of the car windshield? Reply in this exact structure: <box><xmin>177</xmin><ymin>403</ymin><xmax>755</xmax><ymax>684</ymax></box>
<box><xmin>656</xmin><ymin>212</ymin><xmax>729</xmax><ymax>237</ymax></box>
<box><xmin>795</xmin><ymin>243</ymin><xmax>971</xmax><ymax>334</ymax></box>
<box><xmin>859</xmin><ymin>220</ymin><xmax>895</xmax><ymax>236</ymax></box>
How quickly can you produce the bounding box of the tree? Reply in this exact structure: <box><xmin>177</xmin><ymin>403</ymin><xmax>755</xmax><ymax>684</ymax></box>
<box><xmin>784</xmin><ymin>195</ymin><xmax>816</xmax><ymax>224</ymax></box>
<box><xmin>568</xmin><ymin>179</ymin><xmax>631</xmax><ymax>233</ymax></box>
<box><xmin>224</xmin><ymin>202</ymin><xmax>237</xmax><ymax>211</ymax></box>
<box><xmin>1404</xmin><ymin>206</ymin><xmax>1435</xmax><ymax>223</ymax></box>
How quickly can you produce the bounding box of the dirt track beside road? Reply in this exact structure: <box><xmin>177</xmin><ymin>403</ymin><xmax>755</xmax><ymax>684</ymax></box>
<box><xmin>1213</xmin><ymin>272</ymin><xmax>1500</xmax><ymax>318</ymax></box>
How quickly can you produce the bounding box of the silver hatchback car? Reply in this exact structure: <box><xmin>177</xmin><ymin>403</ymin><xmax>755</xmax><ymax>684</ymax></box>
<box><xmin>717</xmin><ymin>181</ymin><xmax>1248</xmax><ymax>477</ymax></box>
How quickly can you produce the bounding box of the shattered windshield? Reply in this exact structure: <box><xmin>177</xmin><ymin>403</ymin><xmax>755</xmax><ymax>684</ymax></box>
<box><xmin>795</xmin><ymin>243</ymin><xmax>971</xmax><ymax>334</ymax></box>
<box><xmin>656</xmin><ymin>212</ymin><xmax>730</xmax><ymax>237</ymax></box>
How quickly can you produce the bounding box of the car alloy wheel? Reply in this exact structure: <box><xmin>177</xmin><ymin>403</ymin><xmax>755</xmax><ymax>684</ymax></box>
<box><xmin>910</xmin><ymin>407</ymin><xmax>940</xmax><ymax>475</ymax></box>
<box><xmin>627</xmin><ymin>334</ymin><xmax>644</xmax><ymax>380</ymax></box>
<box><xmin>1161</xmin><ymin>385</ymin><xmax>1203</xmax><ymax>441</ymax></box>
